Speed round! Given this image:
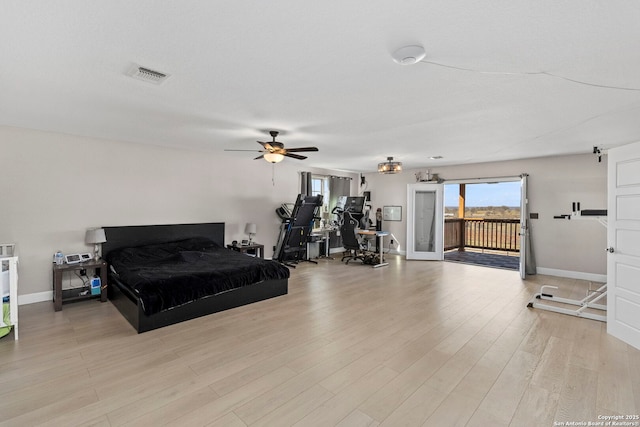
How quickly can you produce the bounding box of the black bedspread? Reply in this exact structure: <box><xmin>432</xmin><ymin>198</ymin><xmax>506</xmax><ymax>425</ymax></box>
<box><xmin>106</xmin><ymin>237</ymin><xmax>290</xmax><ymax>315</ymax></box>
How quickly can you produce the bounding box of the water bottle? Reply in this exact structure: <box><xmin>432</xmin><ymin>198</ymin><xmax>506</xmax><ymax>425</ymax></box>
<box><xmin>55</xmin><ymin>251</ymin><xmax>64</xmax><ymax>265</ymax></box>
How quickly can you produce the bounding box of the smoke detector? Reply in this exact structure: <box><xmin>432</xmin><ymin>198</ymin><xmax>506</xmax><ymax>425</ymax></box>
<box><xmin>392</xmin><ymin>45</ymin><xmax>426</xmax><ymax>65</ymax></box>
<box><xmin>127</xmin><ymin>64</ymin><xmax>171</xmax><ymax>85</ymax></box>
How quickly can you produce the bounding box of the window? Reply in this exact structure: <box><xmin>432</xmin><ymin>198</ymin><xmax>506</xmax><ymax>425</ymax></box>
<box><xmin>311</xmin><ymin>177</ymin><xmax>323</xmax><ymax>198</ymax></box>
<box><xmin>311</xmin><ymin>176</ymin><xmax>330</xmax><ymax>228</ymax></box>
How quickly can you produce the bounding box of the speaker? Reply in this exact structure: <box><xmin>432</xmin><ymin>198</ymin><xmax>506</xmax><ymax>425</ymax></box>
<box><xmin>363</xmin><ymin>191</ymin><xmax>371</xmax><ymax>201</ymax></box>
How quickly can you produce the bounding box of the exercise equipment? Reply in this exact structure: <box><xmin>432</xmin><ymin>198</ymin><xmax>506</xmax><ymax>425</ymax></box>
<box><xmin>275</xmin><ymin>194</ymin><xmax>323</xmax><ymax>267</ymax></box>
<box><xmin>528</xmin><ymin>202</ymin><xmax>607</xmax><ymax>322</ymax></box>
<box><xmin>527</xmin><ymin>283</ymin><xmax>607</xmax><ymax>322</ymax></box>
<box><xmin>274</xmin><ymin>203</ymin><xmax>294</xmax><ymax>261</ymax></box>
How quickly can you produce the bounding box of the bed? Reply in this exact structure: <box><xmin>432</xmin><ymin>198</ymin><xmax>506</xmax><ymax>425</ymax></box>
<box><xmin>102</xmin><ymin>223</ymin><xmax>289</xmax><ymax>333</ymax></box>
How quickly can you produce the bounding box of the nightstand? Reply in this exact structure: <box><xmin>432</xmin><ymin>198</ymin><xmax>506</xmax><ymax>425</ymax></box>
<box><xmin>52</xmin><ymin>259</ymin><xmax>107</xmax><ymax>311</ymax></box>
<box><xmin>226</xmin><ymin>243</ymin><xmax>264</xmax><ymax>259</ymax></box>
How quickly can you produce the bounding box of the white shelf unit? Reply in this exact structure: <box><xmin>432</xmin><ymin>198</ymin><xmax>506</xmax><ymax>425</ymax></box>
<box><xmin>1</xmin><ymin>243</ymin><xmax>18</xmax><ymax>340</ymax></box>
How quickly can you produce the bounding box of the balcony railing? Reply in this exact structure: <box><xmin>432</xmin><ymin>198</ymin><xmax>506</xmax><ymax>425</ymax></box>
<box><xmin>444</xmin><ymin>218</ymin><xmax>520</xmax><ymax>253</ymax></box>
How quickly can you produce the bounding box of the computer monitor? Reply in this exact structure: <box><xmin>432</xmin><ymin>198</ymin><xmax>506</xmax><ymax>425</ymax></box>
<box><xmin>344</xmin><ymin>196</ymin><xmax>365</xmax><ymax>214</ymax></box>
<box><xmin>359</xmin><ymin>210</ymin><xmax>371</xmax><ymax>229</ymax></box>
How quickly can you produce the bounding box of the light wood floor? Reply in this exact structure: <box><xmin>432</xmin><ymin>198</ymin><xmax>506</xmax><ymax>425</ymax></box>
<box><xmin>1</xmin><ymin>257</ymin><xmax>639</xmax><ymax>427</ymax></box>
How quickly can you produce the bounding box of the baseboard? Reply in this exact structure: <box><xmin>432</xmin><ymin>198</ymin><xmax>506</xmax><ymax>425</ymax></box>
<box><xmin>536</xmin><ymin>267</ymin><xmax>607</xmax><ymax>283</ymax></box>
<box><xmin>16</xmin><ymin>266</ymin><xmax>603</xmax><ymax>305</ymax></box>
<box><xmin>387</xmin><ymin>248</ymin><xmax>405</xmax><ymax>256</ymax></box>
<box><xmin>18</xmin><ymin>290</ymin><xmax>52</xmax><ymax>306</ymax></box>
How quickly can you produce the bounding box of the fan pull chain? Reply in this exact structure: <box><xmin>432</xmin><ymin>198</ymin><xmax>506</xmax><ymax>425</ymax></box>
<box><xmin>272</xmin><ymin>163</ymin><xmax>276</xmax><ymax>186</ymax></box>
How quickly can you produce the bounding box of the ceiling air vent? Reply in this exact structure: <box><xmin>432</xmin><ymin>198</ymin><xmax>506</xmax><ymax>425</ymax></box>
<box><xmin>127</xmin><ymin>64</ymin><xmax>170</xmax><ymax>85</ymax></box>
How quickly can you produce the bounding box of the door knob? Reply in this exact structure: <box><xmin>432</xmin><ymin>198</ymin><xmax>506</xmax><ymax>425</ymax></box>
<box><xmin>606</xmin><ymin>247</ymin><xmax>615</xmax><ymax>253</ymax></box>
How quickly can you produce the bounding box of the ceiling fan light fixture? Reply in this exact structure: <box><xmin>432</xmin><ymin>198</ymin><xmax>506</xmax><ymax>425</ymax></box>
<box><xmin>225</xmin><ymin>130</ymin><xmax>317</xmax><ymax>163</ymax></box>
<box><xmin>264</xmin><ymin>152</ymin><xmax>284</xmax><ymax>163</ymax></box>
<box><xmin>378</xmin><ymin>157</ymin><xmax>402</xmax><ymax>174</ymax></box>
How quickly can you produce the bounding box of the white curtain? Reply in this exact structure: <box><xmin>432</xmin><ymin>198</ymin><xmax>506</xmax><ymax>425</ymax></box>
<box><xmin>522</xmin><ymin>174</ymin><xmax>537</xmax><ymax>275</ymax></box>
<box><xmin>525</xmin><ymin>217</ymin><xmax>537</xmax><ymax>275</ymax></box>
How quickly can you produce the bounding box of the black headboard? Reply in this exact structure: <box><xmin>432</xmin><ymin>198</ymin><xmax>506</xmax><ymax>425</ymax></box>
<box><xmin>102</xmin><ymin>222</ymin><xmax>225</xmax><ymax>259</ymax></box>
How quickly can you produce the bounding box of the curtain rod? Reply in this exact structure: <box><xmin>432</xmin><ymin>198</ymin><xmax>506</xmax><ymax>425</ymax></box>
<box><xmin>444</xmin><ymin>174</ymin><xmax>526</xmax><ymax>183</ymax></box>
<box><xmin>302</xmin><ymin>171</ymin><xmax>352</xmax><ymax>180</ymax></box>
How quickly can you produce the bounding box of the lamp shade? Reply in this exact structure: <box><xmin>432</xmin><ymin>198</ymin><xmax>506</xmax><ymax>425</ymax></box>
<box><xmin>264</xmin><ymin>153</ymin><xmax>284</xmax><ymax>163</ymax></box>
<box><xmin>244</xmin><ymin>223</ymin><xmax>257</xmax><ymax>235</ymax></box>
<box><xmin>85</xmin><ymin>228</ymin><xmax>107</xmax><ymax>244</ymax></box>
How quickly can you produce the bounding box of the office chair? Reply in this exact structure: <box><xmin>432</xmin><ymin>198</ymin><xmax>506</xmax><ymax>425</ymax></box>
<box><xmin>340</xmin><ymin>211</ymin><xmax>367</xmax><ymax>264</ymax></box>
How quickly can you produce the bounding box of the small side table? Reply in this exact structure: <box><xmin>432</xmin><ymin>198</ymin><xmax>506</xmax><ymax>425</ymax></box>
<box><xmin>226</xmin><ymin>243</ymin><xmax>264</xmax><ymax>259</ymax></box>
<box><xmin>319</xmin><ymin>227</ymin><xmax>336</xmax><ymax>259</ymax></box>
<box><xmin>52</xmin><ymin>259</ymin><xmax>108</xmax><ymax>311</ymax></box>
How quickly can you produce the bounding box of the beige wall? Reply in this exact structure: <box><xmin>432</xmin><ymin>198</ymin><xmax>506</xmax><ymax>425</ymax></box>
<box><xmin>1</xmin><ymin>126</ymin><xmax>357</xmax><ymax>300</ymax></box>
<box><xmin>364</xmin><ymin>154</ymin><xmax>607</xmax><ymax>277</ymax></box>
<box><xmin>1</xmin><ymin>124</ymin><xmax>608</xmax><ymax>301</ymax></box>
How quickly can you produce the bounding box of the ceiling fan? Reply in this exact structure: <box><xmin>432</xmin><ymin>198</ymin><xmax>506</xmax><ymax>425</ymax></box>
<box><xmin>225</xmin><ymin>131</ymin><xmax>318</xmax><ymax>163</ymax></box>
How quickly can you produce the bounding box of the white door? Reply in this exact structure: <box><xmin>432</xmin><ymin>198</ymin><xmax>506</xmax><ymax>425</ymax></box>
<box><xmin>607</xmin><ymin>141</ymin><xmax>640</xmax><ymax>351</ymax></box>
<box><xmin>407</xmin><ymin>183</ymin><xmax>443</xmax><ymax>260</ymax></box>
<box><xmin>519</xmin><ymin>174</ymin><xmax>529</xmax><ymax>279</ymax></box>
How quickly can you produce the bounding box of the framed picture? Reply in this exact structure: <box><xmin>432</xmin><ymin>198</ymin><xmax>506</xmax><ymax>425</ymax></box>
<box><xmin>383</xmin><ymin>206</ymin><xmax>402</xmax><ymax>221</ymax></box>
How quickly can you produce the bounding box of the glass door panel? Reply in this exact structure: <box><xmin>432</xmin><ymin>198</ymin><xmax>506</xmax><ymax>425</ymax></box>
<box><xmin>407</xmin><ymin>183</ymin><xmax>443</xmax><ymax>260</ymax></box>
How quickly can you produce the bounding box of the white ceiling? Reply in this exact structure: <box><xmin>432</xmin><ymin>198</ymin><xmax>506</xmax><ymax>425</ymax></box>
<box><xmin>3</xmin><ymin>1</ymin><xmax>640</xmax><ymax>173</ymax></box>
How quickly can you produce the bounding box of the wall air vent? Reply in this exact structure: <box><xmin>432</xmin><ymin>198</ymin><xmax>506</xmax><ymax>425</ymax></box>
<box><xmin>127</xmin><ymin>64</ymin><xmax>170</xmax><ymax>85</ymax></box>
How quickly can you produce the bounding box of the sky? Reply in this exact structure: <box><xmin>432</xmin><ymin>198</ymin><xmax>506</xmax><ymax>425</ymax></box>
<box><xmin>444</xmin><ymin>182</ymin><xmax>521</xmax><ymax>207</ymax></box>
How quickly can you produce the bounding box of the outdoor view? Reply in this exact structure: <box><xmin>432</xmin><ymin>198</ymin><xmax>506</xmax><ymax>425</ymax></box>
<box><xmin>444</xmin><ymin>182</ymin><xmax>521</xmax><ymax>219</ymax></box>
<box><xmin>444</xmin><ymin>182</ymin><xmax>521</xmax><ymax>253</ymax></box>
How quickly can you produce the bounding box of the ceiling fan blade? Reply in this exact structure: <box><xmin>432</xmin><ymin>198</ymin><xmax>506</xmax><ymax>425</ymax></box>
<box><xmin>284</xmin><ymin>147</ymin><xmax>319</xmax><ymax>153</ymax></box>
<box><xmin>224</xmin><ymin>149</ymin><xmax>265</xmax><ymax>152</ymax></box>
<box><xmin>253</xmin><ymin>154</ymin><xmax>265</xmax><ymax>160</ymax></box>
<box><xmin>257</xmin><ymin>141</ymin><xmax>275</xmax><ymax>151</ymax></box>
<box><xmin>284</xmin><ymin>152</ymin><xmax>307</xmax><ymax>160</ymax></box>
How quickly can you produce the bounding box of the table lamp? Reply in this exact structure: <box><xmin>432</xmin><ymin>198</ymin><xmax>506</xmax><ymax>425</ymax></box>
<box><xmin>85</xmin><ymin>228</ymin><xmax>107</xmax><ymax>261</ymax></box>
<box><xmin>245</xmin><ymin>223</ymin><xmax>256</xmax><ymax>245</ymax></box>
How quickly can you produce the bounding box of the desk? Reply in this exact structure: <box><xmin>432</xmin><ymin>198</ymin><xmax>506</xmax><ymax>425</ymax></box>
<box><xmin>357</xmin><ymin>230</ymin><xmax>389</xmax><ymax>268</ymax></box>
<box><xmin>227</xmin><ymin>243</ymin><xmax>264</xmax><ymax>258</ymax></box>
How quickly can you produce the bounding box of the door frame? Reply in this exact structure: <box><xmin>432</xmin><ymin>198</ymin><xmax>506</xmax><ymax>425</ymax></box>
<box><xmin>444</xmin><ymin>176</ymin><xmax>525</xmax><ymax>274</ymax></box>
